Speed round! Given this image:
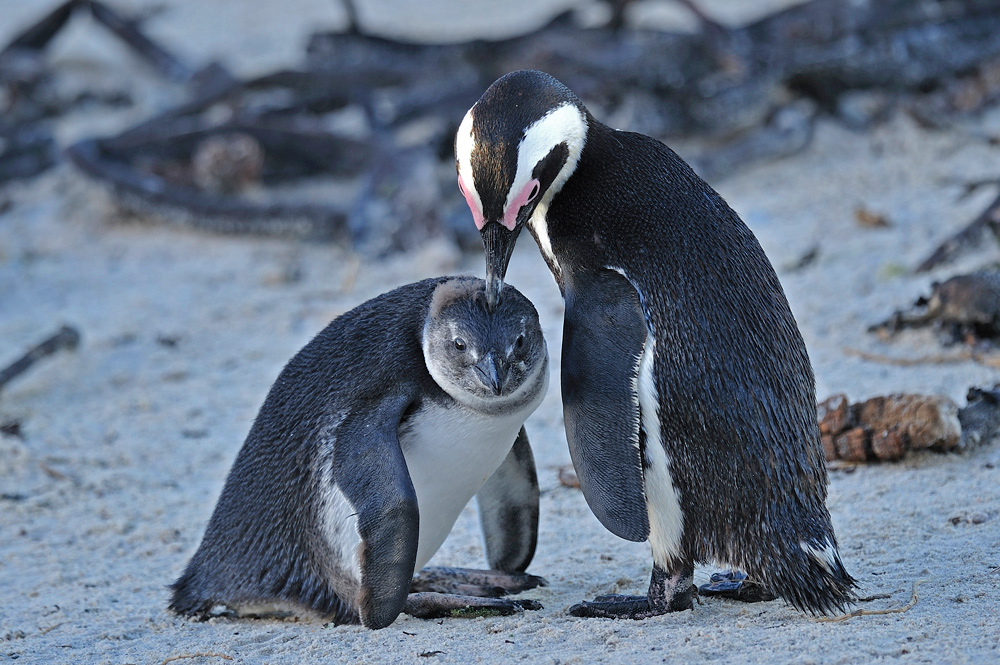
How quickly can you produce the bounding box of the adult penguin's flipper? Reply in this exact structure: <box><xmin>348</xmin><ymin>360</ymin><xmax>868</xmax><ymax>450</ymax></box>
<box><xmin>562</xmin><ymin>268</ymin><xmax>649</xmax><ymax>542</ymax></box>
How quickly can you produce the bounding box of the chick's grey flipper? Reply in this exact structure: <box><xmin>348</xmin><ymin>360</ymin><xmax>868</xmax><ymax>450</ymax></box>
<box><xmin>334</xmin><ymin>395</ymin><xmax>420</xmax><ymax>630</ymax></box>
<box><xmin>476</xmin><ymin>426</ymin><xmax>540</xmax><ymax>573</ymax></box>
<box><xmin>562</xmin><ymin>269</ymin><xmax>649</xmax><ymax>542</ymax></box>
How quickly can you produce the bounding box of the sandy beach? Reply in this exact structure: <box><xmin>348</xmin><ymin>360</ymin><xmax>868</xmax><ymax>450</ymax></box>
<box><xmin>2</xmin><ymin>1</ymin><xmax>999</xmax><ymax>663</ymax></box>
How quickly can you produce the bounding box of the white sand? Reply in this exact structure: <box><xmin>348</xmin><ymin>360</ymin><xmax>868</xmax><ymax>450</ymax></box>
<box><xmin>2</xmin><ymin>1</ymin><xmax>999</xmax><ymax>663</ymax></box>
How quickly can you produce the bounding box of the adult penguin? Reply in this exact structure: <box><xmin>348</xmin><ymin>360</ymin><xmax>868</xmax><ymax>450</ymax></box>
<box><xmin>455</xmin><ymin>70</ymin><xmax>856</xmax><ymax>618</ymax></box>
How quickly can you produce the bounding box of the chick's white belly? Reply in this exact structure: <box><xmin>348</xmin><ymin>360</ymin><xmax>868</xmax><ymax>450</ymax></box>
<box><xmin>400</xmin><ymin>404</ymin><xmax>525</xmax><ymax>571</ymax></box>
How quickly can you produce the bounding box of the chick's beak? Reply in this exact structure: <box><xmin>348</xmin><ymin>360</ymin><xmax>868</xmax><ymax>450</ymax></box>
<box><xmin>482</xmin><ymin>222</ymin><xmax>521</xmax><ymax>310</ymax></box>
<box><xmin>474</xmin><ymin>350</ymin><xmax>507</xmax><ymax>396</ymax></box>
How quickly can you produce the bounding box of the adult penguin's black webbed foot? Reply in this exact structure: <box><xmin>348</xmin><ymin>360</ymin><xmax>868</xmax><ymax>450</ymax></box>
<box><xmin>698</xmin><ymin>570</ymin><xmax>777</xmax><ymax>603</ymax></box>
<box><xmin>568</xmin><ymin>563</ymin><xmax>695</xmax><ymax>619</ymax></box>
<box><xmin>569</xmin><ymin>595</ymin><xmax>663</xmax><ymax>619</ymax></box>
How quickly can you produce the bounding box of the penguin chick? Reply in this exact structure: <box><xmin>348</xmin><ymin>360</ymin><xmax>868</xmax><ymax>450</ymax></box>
<box><xmin>456</xmin><ymin>70</ymin><xmax>856</xmax><ymax>618</ymax></box>
<box><xmin>169</xmin><ymin>276</ymin><xmax>549</xmax><ymax>629</ymax></box>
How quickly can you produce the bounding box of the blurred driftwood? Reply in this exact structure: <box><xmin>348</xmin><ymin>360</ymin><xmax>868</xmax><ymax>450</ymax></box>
<box><xmin>916</xmin><ymin>188</ymin><xmax>1000</xmax><ymax>272</ymax></box>
<box><xmin>871</xmin><ymin>270</ymin><xmax>1000</xmax><ymax>345</ymax></box>
<box><xmin>305</xmin><ymin>0</ymin><xmax>1000</xmax><ymax>141</ymax></box>
<box><xmin>66</xmin><ymin>120</ymin><xmax>368</xmax><ymax>240</ymax></box>
<box><xmin>5</xmin><ymin>0</ymin><xmax>1000</xmax><ymax>248</ymax></box>
<box><xmin>0</xmin><ymin>326</ymin><xmax>80</xmax><ymax>395</ymax></box>
<box><xmin>0</xmin><ymin>0</ymin><xmax>220</xmax><ymax>184</ymax></box>
<box><xmin>1</xmin><ymin>0</ymin><xmax>194</xmax><ymax>82</ymax></box>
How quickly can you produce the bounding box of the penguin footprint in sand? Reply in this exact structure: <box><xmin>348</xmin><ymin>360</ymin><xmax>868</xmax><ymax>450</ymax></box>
<box><xmin>169</xmin><ymin>276</ymin><xmax>549</xmax><ymax>629</ymax></box>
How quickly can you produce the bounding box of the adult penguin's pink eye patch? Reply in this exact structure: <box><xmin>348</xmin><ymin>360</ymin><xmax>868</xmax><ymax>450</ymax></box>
<box><xmin>458</xmin><ymin>175</ymin><xmax>486</xmax><ymax>230</ymax></box>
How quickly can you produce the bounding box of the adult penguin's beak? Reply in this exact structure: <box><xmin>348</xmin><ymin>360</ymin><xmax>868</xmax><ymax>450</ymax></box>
<box><xmin>482</xmin><ymin>221</ymin><xmax>521</xmax><ymax>311</ymax></box>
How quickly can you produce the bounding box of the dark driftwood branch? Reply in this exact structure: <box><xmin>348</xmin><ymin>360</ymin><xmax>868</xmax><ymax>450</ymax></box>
<box><xmin>0</xmin><ymin>326</ymin><xmax>81</xmax><ymax>394</ymax></box>
<box><xmin>0</xmin><ymin>0</ymin><xmax>213</xmax><ymax>185</ymax></box>
<box><xmin>0</xmin><ymin>0</ymin><xmax>193</xmax><ymax>81</ymax></box>
<box><xmin>66</xmin><ymin>136</ymin><xmax>351</xmax><ymax>240</ymax></box>
<box><xmin>88</xmin><ymin>0</ymin><xmax>193</xmax><ymax>82</ymax></box>
<box><xmin>0</xmin><ymin>0</ymin><xmax>77</xmax><ymax>52</ymax></box>
<box><xmin>0</xmin><ymin>127</ymin><xmax>58</xmax><ymax>182</ymax></box>
<box><xmin>916</xmin><ymin>188</ymin><xmax>1000</xmax><ymax>272</ymax></box>
<box><xmin>869</xmin><ymin>270</ymin><xmax>1000</xmax><ymax>346</ymax></box>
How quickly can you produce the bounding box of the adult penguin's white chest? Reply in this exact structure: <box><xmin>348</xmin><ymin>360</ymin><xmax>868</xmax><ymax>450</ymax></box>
<box><xmin>636</xmin><ymin>332</ymin><xmax>685</xmax><ymax>567</ymax></box>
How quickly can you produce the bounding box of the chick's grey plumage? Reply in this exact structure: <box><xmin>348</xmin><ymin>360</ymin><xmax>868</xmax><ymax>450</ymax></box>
<box><xmin>457</xmin><ymin>70</ymin><xmax>856</xmax><ymax>617</ymax></box>
<box><xmin>169</xmin><ymin>276</ymin><xmax>548</xmax><ymax>629</ymax></box>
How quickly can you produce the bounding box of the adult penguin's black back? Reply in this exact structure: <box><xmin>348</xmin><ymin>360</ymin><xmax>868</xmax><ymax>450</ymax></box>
<box><xmin>568</xmin><ymin>122</ymin><xmax>852</xmax><ymax>614</ymax></box>
<box><xmin>456</xmin><ymin>70</ymin><xmax>856</xmax><ymax>616</ymax></box>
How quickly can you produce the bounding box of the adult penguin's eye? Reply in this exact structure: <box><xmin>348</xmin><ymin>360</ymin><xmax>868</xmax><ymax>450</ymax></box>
<box><xmin>454</xmin><ymin>338</ymin><xmax>466</xmax><ymax>351</ymax></box>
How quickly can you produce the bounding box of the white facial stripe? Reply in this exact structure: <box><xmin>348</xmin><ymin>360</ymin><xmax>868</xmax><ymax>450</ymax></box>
<box><xmin>506</xmin><ymin>103</ymin><xmax>588</xmax><ymax>216</ymax></box>
<box><xmin>455</xmin><ymin>109</ymin><xmax>484</xmax><ymax>220</ymax></box>
<box><xmin>523</xmin><ymin>105</ymin><xmax>587</xmax><ymax>276</ymax></box>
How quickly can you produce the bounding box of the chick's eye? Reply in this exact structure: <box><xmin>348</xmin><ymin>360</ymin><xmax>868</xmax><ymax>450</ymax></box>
<box><xmin>515</xmin><ymin>334</ymin><xmax>525</xmax><ymax>349</ymax></box>
<box><xmin>454</xmin><ymin>338</ymin><xmax>466</xmax><ymax>351</ymax></box>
